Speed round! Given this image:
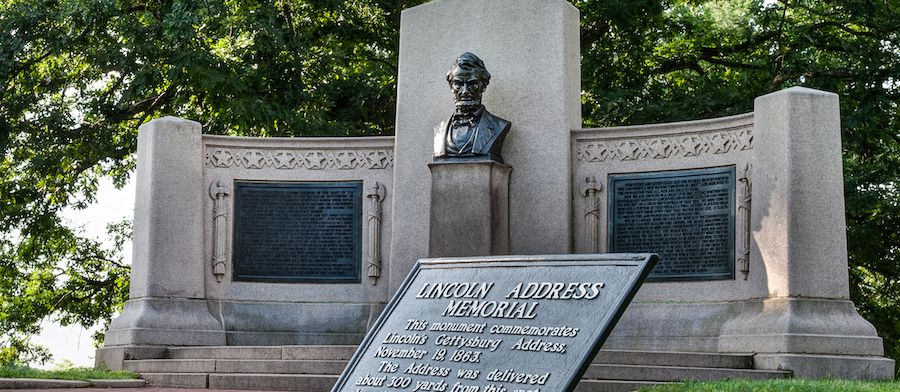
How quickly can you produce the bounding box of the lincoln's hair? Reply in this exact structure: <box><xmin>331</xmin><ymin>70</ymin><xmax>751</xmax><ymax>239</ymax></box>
<box><xmin>446</xmin><ymin>52</ymin><xmax>491</xmax><ymax>86</ymax></box>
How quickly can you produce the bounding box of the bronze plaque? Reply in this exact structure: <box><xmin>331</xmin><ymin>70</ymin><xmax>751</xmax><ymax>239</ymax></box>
<box><xmin>233</xmin><ymin>181</ymin><xmax>362</xmax><ymax>283</ymax></box>
<box><xmin>332</xmin><ymin>254</ymin><xmax>657</xmax><ymax>392</ymax></box>
<box><xmin>609</xmin><ymin>167</ymin><xmax>735</xmax><ymax>281</ymax></box>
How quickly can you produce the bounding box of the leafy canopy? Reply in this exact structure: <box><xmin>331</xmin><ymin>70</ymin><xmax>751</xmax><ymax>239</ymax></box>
<box><xmin>0</xmin><ymin>0</ymin><xmax>426</xmax><ymax>365</ymax></box>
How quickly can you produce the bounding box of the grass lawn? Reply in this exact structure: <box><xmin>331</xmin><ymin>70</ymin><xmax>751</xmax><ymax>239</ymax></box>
<box><xmin>638</xmin><ymin>379</ymin><xmax>900</xmax><ymax>391</ymax></box>
<box><xmin>0</xmin><ymin>362</ymin><xmax>139</xmax><ymax>382</ymax></box>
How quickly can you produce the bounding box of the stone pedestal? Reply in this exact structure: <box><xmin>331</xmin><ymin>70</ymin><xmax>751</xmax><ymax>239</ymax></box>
<box><xmin>389</xmin><ymin>0</ymin><xmax>580</xmax><ymax>292</ymax></box>
<box><xmin>428</xmin><ymin>161</ymin><xmax>510</xmax><ymax>258</ymax></box>
<box><xmin>715</xmin><ymin>87</ymin><xmax>892</xmax><ymax>379</ymax></box>
<box><xmin>98</xmin><ymin>117</ymin><xmax>224</xmax><ymax>370</ymax></box>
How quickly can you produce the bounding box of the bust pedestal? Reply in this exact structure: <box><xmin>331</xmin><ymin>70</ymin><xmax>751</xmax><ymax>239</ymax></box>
<box><xmin>428</xmin><ymin>160</ymin><xmax>510</xmax><ymax>258</ymax></box>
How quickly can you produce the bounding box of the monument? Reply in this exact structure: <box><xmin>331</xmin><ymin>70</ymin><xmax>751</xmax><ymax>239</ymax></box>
<box><xmin>97</xmin><ymin>0</ymin><xmax>894</xmax><ymax>382</ymax></box>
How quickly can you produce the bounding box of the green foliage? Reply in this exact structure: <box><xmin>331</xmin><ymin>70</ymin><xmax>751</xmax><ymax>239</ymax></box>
<box><xmin>637</xmin><ymin>378</ymin><xmax>900</xmax><ymax>391</ymax></box>
<box><xmin>0</xmin><ymin>0</ymin><xmax>426</xmax><ymax>364</ymax></box>
<box><xmin>577</xmin><ymin>0</ymin><xmax>900</xmax><ymax>375</ymax></box>
<box><xmin>0</xmin><ymin>363</ymin><xmax>139</xmax><ymax>381</ymax></box>
<box><xmin>1</xmin><ymin>0</ymin><xmax>899</xmax><ymax>375</ymax></box>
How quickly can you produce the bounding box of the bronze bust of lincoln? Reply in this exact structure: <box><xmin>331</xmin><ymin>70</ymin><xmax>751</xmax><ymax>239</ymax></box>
<box><xmin>433</xmin><ymin>53</ymin><xmax>511</xmax><ymax>163</ymax></box>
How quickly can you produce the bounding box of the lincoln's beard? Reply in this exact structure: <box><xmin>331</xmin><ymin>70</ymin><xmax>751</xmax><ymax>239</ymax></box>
<box><xmin>455</xmin><ymin>99</ymin><xmax>482</xmax><ymax>114</ymax></box>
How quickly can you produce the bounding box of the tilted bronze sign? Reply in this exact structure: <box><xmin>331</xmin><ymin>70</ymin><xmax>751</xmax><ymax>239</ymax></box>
<box><xmin>332</xmin><ymin>254</ymin><xmax>658</xmax><ymax>392</ymax></box>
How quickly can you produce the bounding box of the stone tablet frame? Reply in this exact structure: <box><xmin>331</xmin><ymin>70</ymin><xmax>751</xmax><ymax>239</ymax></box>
<box><xmin>608</xmin><ymin>167</ymin><xmax>735</xmax><ymax>282</ymax></box>
<box><xmin>332</xmin><ymin>254</ymin><xmax>657</xmax><ymax>392</ymax></box>
<box><xmin>232</xmin><ymin>181</ymin><xmax>363</xmax><ymax>283</ymax></box>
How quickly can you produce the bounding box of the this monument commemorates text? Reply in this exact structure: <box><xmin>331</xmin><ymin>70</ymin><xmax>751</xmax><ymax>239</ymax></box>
<box><xmin>333</xmin><ymin>254</ymin><xmax>657</xmax><ymax>392</ymax></box>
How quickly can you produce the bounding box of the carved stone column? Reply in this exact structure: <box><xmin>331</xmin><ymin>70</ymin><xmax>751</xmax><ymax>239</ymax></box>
<box><xmin>209</xmin><ymin>180</ymin><xmax>230</xmax><ymax>283</ymax></box>
<box><xmin>719</xmin><ymin>87</ymin><xmax>892</xmax><ymax>379</ymax></box>
<box><xmin>581</xmin><ymin>176</ymin><xmax>602</xmax><ymax>253</ymax></box>
<box><xmin>99</xmin><ymin>117</ymin><xmax>224</xmax><ymax>370</ymax></box>
<box><xmin>736</xmin><ymin>164</ymin><xmax>751</xmax><ymax>280</ymax></box>
<box><xmin>366</xmin><ymin>182</ymin><xmax>386</xmax><ymax>285</ymax></box>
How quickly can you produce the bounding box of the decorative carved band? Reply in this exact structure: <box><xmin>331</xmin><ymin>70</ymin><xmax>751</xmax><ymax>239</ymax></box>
<box><xmin>205</xmin><ymin>147</ymin><xmax>394</xmax><ymax>170</ymax></box>
<box><xmin>575</xmin><ymin>126</ymin><xmax>753</xmax><ymax>162</ymax></box>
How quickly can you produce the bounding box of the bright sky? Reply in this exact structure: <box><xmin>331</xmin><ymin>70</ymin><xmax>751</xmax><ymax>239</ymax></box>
<box><xmin>32</xmin><ymin>177</ymin><xmax>135</xmax><ymax>369</ymax></box>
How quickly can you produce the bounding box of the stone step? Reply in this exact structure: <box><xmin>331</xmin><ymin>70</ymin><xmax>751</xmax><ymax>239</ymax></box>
<box><xmin>140</xmin><ymin>373</ymin><xmax>665</xmax><ymax>392</ymax></box>
<box><xmin>216</xmin><ymin>359</ymin><xmax>349</xmax><ymax>374</ymax></box>
<box><xmin>127</xmin><ymin>347</ymin><xmax>789</xmax><ymax>392</ymax></box>
<box><xmin>140</xmin><ymin>373</ymin><xmax>210</xmax><ymax>389</ymax></box>
<box><xmin>574</xmin><ymin>379</ymin><xmax>667</xmax><ymax>392</ymax></box>
<box><xmin>125</xmin><ymin>359</ymin><xmax>349</xmax><ymax>375</ymax></box>
<box><xmin>582</xmin><ymin>363</ymin><xmax>791</xmax><ymax>382</ymax></box>
<box><xmin>125</xmin><ymin>357</ymin><xmax>778</xmax><ymax>381</ymax></box>
<box><xmin>161</xmin><ymin>346</ymin><xmax>753</xmax><ymax>369</ymax></box>
<box><xmin>590</xmin><ymin>350</ymin><xmax>754</xmax><ymax>369</ymax></box>
<box><xmin>167</xmin><ymin>346</ymin><xmax>283</xmax><ymax>360</ymax></box>
<box><xmin>166</xmin><ymin>345</ymin><xmax>358</xmax><ymax>360</ymax></box>
<box><xmin>209</xmin><ymin>373</ymin><xmax>340</xmax><ymax>392</ymax></box>
<box><xmin>124</xmin><ymin>359</ymin><xmax>217</xmax><ymax>373</ymax></box>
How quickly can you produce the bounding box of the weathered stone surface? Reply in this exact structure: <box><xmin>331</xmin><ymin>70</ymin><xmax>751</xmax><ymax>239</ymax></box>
<box><xmin>103</xmin><ymin>117</ymin><xmax>225</xmax><ymax>356</ymax></box>
<box><xmin>712</xmin><ymin>88</ymin><xmax>892</xmax><ymax>379</ymax></box>
<box><xmin>428</xmin><ymin>161</ymin><xmax>510</xmax><ymax>258</ymax></box>
<box><xmin>96</xmin><ymin>0</ymin><xmax>895</xmax><ymax>382</ymax></box>
<box><xmin>602</xmin><ymin>302</ymin><xmax>743</xmax><ymax>353</ymax></box>
<box><xmin>590</xmin><ymin>349</ymin><xmax>753</xmax><ymax>369</ymax></box>
<box><xmin>104</xmin><ymin>297</ymin><xmax>224</xmax><ymax>347</ymax></box>
<box><xmin>209</xmin><ymin>373</ymin><xmax>338</xmax><ymax>392</ymax></box>
<box><xmin>124</xmin><ymin>359</ymin><xmax>217</xmax><ymax>373</ymax></box>
<box><xmin>215</xmin><ymin>359</ymin><xmax>348</xmax><ymax>375</ymax></box>
<box><xmin>581</xmin><ymin>363</ymin><xmax>789</xmax><ymax>382</ymax></box>
<box><xmin>390</xmin><ymin>0</ymin><xmax>581</xmax><ymax>293</ymax></box>
<box><xmin>752</xmin><ymin>87</ymin><xmax>849</xmax><ymax>299</ymax></box>
<box><xmin>754</xmin><ymin>353</ymin><xmax>896</xmax><ymax>380</ymax></box>
<box><xmin>130</xmin><ymin>116</ymin><xmax>205</xmax><ymax>299</ymax></box>
<box><xmin>283</xmin><ymin>346</ymin><xmax>358</xmax><ymax>361</ymax></box>
<box><xmin>167</xmin><ymin>346</ymin><xmax>283</xmax><ymax>360</ymax></box>
<box><xmin>215</xmin><ymin>301</ymin><xmax>383</xmax><ymax>346</ymax></box>
<box><xmin>141</xmin><ymin>373</ymin><xmax>209</xmax><ymax>389</ymax></box>
<box><xmin>95</xmin><ymin>345</ymin><xmax>166</xmax><ymax>371</ymax></box>
<box><xmin>719</xmin><ymin>298</ymin><xmax>884</xmax><ymax>356</ymax></box>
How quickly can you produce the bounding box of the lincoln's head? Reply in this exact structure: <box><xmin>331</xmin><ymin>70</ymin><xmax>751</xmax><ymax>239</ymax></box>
<box><xmin>446</xmin><ymin>52</ymin><xmax>491</xmax><ymax>111</ymax></box>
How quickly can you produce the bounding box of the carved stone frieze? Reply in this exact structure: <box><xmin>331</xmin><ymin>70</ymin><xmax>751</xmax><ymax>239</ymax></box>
<box><xmin>575</xmin><ymin>126</ymin><xmax>753</xmax><ymax>162</ymax></box>
<box><xmin>205</xmin><ymin>147</ymin><xmax>394</xmax><ymax>170</ymax></box>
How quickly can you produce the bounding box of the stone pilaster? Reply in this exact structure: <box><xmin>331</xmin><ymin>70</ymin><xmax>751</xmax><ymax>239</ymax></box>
<box><xmin>99</xmin><ymin>117</ymin><xmax>224</xmax><ymax>369</ymax></box>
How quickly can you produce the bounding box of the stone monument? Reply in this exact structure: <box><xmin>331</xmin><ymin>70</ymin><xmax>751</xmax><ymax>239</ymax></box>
<box><xmin>97</xmin><ymin>0</ymin><xmax>893</xmax><ymax>381</ymax></box>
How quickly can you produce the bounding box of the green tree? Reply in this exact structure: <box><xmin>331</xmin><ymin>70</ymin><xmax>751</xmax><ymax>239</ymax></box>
<box><xmin>0</xmin><ymin>0</ymin><xmax>425</xmax><ymax>364</ymax></box>
<box><xmin>1</xmin><ymin>0</ymin><xmax>898</xmax><ymax>374</ymax></box>
<box><xmin>577</xmin><ymin>0</ymin><xmax>900</xmax><ymax>374</ymax></box>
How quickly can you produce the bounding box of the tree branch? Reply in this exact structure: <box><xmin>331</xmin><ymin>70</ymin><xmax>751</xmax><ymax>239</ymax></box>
<box><xmin>806</xmin><ymin>21</ymin><xmax>876</xmax><ymax>38</ymax></box>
